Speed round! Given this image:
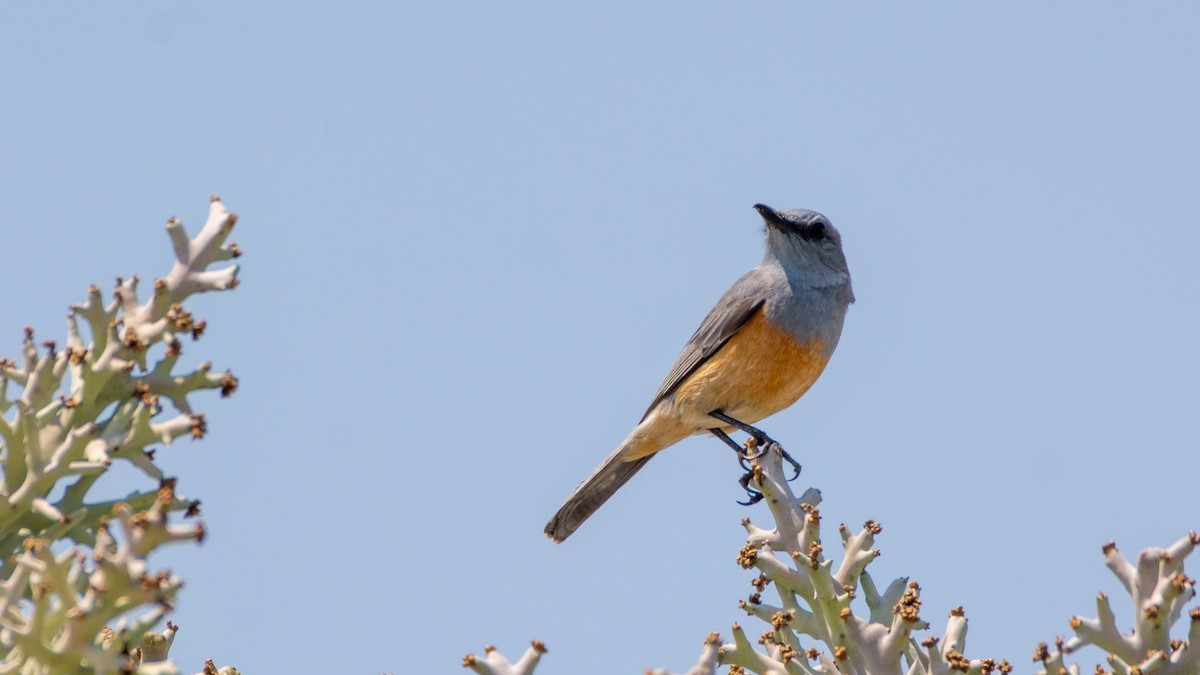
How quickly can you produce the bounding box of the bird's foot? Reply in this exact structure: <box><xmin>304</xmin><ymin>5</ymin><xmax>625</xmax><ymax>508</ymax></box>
<box><xmin>779</xmin><ymin>446</ymin><xmax>802</xmax><ymax>481</ymax></box>
<box><xmin>710</xmin><ymin>428</ymin><xmax>767</xmax><ymax>504</ymax></box>
<box><xmin>709</xmin><ymin>412</ymin><xmax>800</xmax><ymax>498</ymax></box>
<box><xmin>738</xmin><ymin>436</ymin><xmax>766</xmax><ymax>470</ymax></box>
<box><xmin>736</xmin><ymin>446</ymin><xmax>799</xmax><ymax>504</ymax></box>
<box><xmin>740</xmin><ymin>438</ymin><xmax>802</xmax><ymax>483</ymax></box>
<box><xmin>737</xmin><ymin>469</ymin><xmax>764</xmax><ymax>506</ymax></box>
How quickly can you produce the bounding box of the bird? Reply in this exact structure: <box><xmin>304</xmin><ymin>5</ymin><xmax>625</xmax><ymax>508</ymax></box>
<box><xmin>544</xmin><ymin>204</ymin><xmax>854</xmax><ymax>543</ymax></box>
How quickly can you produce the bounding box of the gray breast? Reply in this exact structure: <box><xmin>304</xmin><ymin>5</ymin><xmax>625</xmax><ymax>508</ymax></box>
<box><xmin>764</xmin><ymin>283</ymin><xmax>852</xmax><ymax>357</ymax></box>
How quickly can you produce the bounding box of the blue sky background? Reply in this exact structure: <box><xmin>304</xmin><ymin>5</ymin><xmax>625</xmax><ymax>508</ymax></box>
<box><xmin>2</xmin><ymin>3</ymin><xmax>1198</xmax><ymax>673</ymax></box>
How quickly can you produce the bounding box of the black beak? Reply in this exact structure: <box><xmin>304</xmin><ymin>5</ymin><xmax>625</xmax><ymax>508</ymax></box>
<box><xmin>754</xmin><ymin>203</ymin><xmax>790</xmax><ymax>231</ymax></box>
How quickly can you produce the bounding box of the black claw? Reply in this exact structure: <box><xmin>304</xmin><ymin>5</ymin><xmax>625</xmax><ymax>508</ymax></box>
<box><xmin>709</xmin><ymin>414</ymin><xmax>783</xmax><ymax>506</ymax></box>
<box><xmin>737</xmin><ymin>492</ymin><xmax>764</xmax><ymax>506</ymax></box>
<box><xmin>780</xmin><ymin>448</ymin><xmax>802</xmax><ymax>481</ymax></box>
<box><xmin>737</xmin><ymin>471</ymin><xmax>764</xmax><ymax>505</ymax></box>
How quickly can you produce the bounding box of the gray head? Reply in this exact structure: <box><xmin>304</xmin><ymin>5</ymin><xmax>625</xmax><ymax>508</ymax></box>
<box><xmin>754</xmin><ymin>203</ymin><xmax>853</xmax><ymax>294</ymax></box>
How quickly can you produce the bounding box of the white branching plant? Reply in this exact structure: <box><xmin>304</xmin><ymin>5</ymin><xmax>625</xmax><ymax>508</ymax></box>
<box><xmin>462</xmin><ymin>641</ymin><xmax>547</xmax><ymax>675</ymax></box>
<box><xmin>472</xmin><ymin>444</ymin><xmax>1199</xmax><ymax>674</ymax></box>
<box><xmin>1034</xmin><ymin>533</ymin><xmax>1199</xmax><ymax>675</ymax></box>
<box><xmin>0</xmin><ymin>196</ymin><xmax>242</xmax><ymax>674</ymax></box>
<box><xmin>656</xmin><ymin>443</ymin><xmax>1008</xmax><ymax>675</ymax></box>
<box><xmin>468</xmin><ymin>444</ymin><xmax>1008</xmax><ymax>675</ymax></box>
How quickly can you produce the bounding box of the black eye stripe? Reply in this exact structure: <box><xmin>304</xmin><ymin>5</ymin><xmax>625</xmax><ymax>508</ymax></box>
<box><xmin>804</xmin><ymin>221</ymin><xmax>828</xmax><ymax>241</ymax></box>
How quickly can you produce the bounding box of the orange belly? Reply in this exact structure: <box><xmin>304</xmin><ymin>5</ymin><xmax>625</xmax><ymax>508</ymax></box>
<box><xmin>620</xmin><ymin>313</ymin><xmax>830</xmax><ymax>460</ymax></box>
<box><xmin>672</xmin><ymin>312</ymin><xmax>829</xmax><ymax>426</ymax></box>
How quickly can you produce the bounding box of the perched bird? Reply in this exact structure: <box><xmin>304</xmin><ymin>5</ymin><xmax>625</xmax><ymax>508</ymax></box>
<box><xmin>544</xmin><ymin>204</ymin><xmax>854</xmax><ymax>543</ymax></box>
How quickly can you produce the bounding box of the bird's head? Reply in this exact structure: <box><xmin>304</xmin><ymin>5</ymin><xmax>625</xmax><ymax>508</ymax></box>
<box><xmin>754</xmin><ymin>203</ymin><xmax>852</xmax><ymax>292</ymax></box>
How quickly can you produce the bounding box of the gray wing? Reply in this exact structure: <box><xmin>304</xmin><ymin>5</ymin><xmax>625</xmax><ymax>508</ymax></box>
<box><xmin>640</xmin><ymin>268</ymin><xmax>770</xmax><ymax>421</ymax></box>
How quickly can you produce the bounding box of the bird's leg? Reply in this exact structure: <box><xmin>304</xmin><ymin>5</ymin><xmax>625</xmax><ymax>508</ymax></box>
<box><xmin>708</xmin><ymin>410</ymin><xmax>802</xmax><ymax>482</ymax></box>
<box><xmin>710</xmin><ymin>428</ymin><xmax>756</xmax><ymax>469</ymax></box>
<box><xmin>708</xmin><ymin>410</ymin><xmax>776</xmax><ymax>449</ymax></box>
<box><xmin>710</xmin><ymin>428</ymin><xmax>764</xmax><ymax>504</ymax></box>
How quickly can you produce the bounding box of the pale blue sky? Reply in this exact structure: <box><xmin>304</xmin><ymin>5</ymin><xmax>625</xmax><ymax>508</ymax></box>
<box><xmin>2</xmin><ymin>3</ymin><xmax>1198</xmax><ymax>673</ymax></box>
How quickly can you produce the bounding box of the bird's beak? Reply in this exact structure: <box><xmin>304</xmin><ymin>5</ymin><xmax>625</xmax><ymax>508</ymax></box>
<box><xmin>754</xmin><ymin>203</ymin><xmax>789</xmax><ymax>231</ymax></box>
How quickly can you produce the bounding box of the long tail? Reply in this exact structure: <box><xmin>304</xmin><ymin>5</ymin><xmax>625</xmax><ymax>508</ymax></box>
<box><xmin>544</xmin><ymin>448</ymin><xmax>653</xmax><ymax>543</ymax></box>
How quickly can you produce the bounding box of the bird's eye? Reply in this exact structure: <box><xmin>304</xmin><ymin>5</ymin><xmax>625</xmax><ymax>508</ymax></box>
<box><xmin>806</xmin><ymin>222</ymin><xmax>827</xmax><ymax>241</ymax></box>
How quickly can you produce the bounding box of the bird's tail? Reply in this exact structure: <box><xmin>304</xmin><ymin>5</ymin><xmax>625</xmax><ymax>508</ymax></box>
<box><xmin>544</xmin><ymin>447</ymin><xmax>653</xmax><ymax>543</ymax></box>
